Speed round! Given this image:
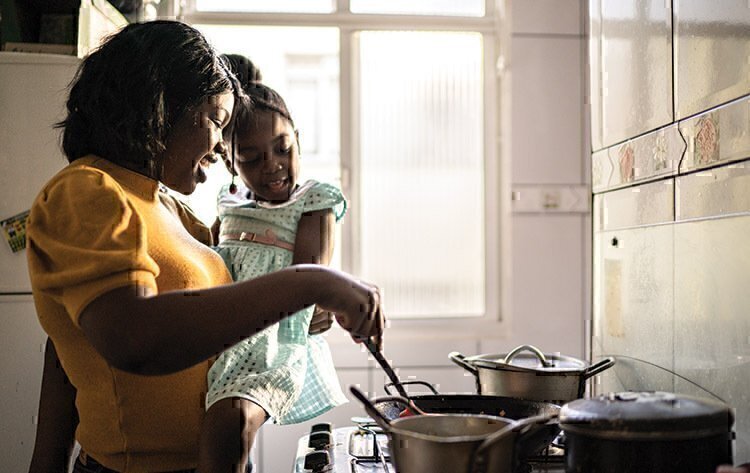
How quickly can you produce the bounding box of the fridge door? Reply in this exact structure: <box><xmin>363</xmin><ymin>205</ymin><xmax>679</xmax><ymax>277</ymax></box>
<box><xmin>0</xmin><ymin>53</ymin><xmax>79</xmax><ymax>293</ymax></box>
<box><xmin>0</xmin><ymin>295</ymin><xmax>48</xmax><ymax>472</ymax></box>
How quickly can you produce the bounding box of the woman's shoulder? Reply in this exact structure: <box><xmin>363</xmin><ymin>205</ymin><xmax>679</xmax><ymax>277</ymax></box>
<box><xmin>35</xmin><ymin>157</ymin><xmax>128</xmax><ymax>208</ymax></box>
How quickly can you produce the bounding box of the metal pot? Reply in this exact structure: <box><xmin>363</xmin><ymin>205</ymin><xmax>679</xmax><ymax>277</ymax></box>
<box><xmin>376</xmin><ymin>380</ymin><xmax>561</xmax><ymax>457</ymax></box>
<box><xmin>559</xmin><ymin>391</ymin><xmax>734</xmax><ymax>473</ymax></box>
<box><xmin>450</xmin><ymin>344</ymin><xmax>616</xmax><ymax>403</ymax></box>
<box><xmin>350</xmin><ymin>386</ymin><xmax>556</xmax><ymax>473</ymax></box>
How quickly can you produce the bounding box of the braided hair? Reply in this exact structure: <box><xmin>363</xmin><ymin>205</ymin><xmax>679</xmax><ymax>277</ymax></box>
<box><xmin>221</xmin><ymin>54</ymin><xmax>295</xmax><ymax>193</ymax></box>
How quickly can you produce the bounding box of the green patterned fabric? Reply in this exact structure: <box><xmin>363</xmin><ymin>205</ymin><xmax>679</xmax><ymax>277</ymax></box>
<box><xmin>206</xmin><ymin>180</ymin><xmax>348</xmax><ymax>424</ymax></box>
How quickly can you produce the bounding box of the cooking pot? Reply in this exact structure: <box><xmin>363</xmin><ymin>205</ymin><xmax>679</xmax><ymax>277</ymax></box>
<box><xmin>560</xmin><ymin>391</ymin><xmax>734</xmax><ymax>473</ymax></box>
<box><xmin>350</xmin><ymin>386</ymin><xmax>556</xmax><ymax>473</ymax></box>
<box><xmin>376</xmin><ymin>380</ymin><xmax>561</xmax><ymax>457</ymax></box>
<box><xmin>449</xmin><ymin>344</ymin><xmax>615</xmax><ymax>403</ymax></box>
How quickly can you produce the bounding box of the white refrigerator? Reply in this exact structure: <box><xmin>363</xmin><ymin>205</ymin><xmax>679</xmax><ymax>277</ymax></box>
<box><xmin>0</xmin><ymin>52</ymin><xmax>80</xmax><ymax>472</ymax></box>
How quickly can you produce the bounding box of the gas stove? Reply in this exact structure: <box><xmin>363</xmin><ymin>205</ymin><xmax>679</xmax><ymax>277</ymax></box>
<box><xmin>292</xmin><ymin>422</ymin><xmax>565</xmax><ymax>473</ymax></box>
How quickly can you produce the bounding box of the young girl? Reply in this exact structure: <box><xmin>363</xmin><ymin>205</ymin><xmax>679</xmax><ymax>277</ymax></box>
<box><xmin>198</xmin><ymin>55</ymin><xmax>348</xmax><ymax>472</ymax></box>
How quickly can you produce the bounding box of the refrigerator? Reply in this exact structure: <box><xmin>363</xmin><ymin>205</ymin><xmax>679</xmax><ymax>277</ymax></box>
<box><xmin>0</xmin><ymin>52</ymin><xmax>80</xmax><ymax>472</ymax></box>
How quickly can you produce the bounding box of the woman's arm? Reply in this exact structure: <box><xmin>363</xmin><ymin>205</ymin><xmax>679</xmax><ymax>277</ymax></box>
<box><xmin>293</xmin><ymin>209</ymin><xmax>336</xmax><ymax>334</ymax></box>
<box><xmin>79</xmin><ymin>264</ymin><xmax>382</xmax><ymax>376</ymax></box>
<box><xmin>28</xmin><ymin>338</ymin><xmax>77</xmax><ymax>473</ymax></box>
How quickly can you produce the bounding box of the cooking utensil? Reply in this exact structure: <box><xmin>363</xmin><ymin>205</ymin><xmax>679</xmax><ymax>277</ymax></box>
<box><xmin>378</xmin><ymin>379</ymin><xmax>561</xmax><ymax>457</ymax></box>
<box><xmin>450</xmin><ymin>344</ymin><xmax>615</xmax><ymax>403</ymax></box>
<box><xmin>350</xmin><ymin>386</ymin><xmax>554</xmax><ymax>473</ymax></box>
<box><xmin>364</xmin><ymin>338</ymin><xmax>409</xmax><ymax>398</ymax></box>
<box><xmin>559</xmin><ymin>391</ymin><xmax>734</xmax><ymax>473</ymax></box>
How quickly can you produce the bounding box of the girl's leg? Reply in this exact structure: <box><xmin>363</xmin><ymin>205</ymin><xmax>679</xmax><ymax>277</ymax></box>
<box><xmin>198</xmin><ymin>397</ymin><xmax>267</xmax><ymax>473</ymax></box>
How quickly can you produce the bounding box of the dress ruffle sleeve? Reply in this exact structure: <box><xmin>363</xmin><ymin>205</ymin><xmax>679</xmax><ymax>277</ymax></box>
<box><xmin>301</xmin><ymin>181</ymin><xmax>347</xmax><ymax>222</ymax></box>
<box><xmin>26</xmin><ymin>167</ymin><xmax>159</xmax><ymax>326</ymax></box>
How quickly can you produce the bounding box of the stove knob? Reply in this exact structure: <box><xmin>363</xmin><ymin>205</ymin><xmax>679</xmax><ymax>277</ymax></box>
<box><xmin>303</xmin><ymin>450</ymin><xmax>330</xmax><ymax>472</ymax></box>
<box><xmin>311</xmin><ymin>422</ymin><xmax>332</xmax><ymax>433</ymax></box>
<box><xmin>308</xmin><ymin>431</ymin><xmax>333</xmax><ymax>450</ymax></box>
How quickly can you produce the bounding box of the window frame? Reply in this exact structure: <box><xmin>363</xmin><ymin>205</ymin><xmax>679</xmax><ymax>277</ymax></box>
<box><xmin>177</xmin><ymin>0</ymin><xmax>509</xmax><ymax>340</ymax></box>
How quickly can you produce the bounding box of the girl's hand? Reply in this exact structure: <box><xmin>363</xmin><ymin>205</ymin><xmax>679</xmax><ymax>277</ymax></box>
<box><xmin>309</xmin><ymin>306</ymin><xmax>334</xmax><ymax>335</ymax></box>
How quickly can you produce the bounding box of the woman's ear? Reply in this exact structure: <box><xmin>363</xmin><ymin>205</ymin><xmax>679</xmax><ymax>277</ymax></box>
<box><xmin>295</xmin><ymin>129</ymin><xmax>301</xmax><ymax>156</ymax></box>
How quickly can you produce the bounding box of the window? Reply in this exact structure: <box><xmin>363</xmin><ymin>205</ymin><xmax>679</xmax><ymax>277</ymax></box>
<box><xmin>182</xmin><ymin>1</ymin><xmax>499</xmax><ymax>321</ymax></box>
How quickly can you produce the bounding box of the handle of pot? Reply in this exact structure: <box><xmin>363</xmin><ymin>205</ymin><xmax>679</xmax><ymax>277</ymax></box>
<box><xmin>503</xmin><ymin>345</ymin><xmax>554</xmax><ymax>368</ymax></box>
<box><xmin>449</xmin><ymin>352</ymin><xmax>478</xmax><ymax>375</ymax></box>
<box><xmin>582</xmin><ymin>356</ymin><xmax>616</xmax><ymax>379</ymax></box>
<box><xmin>349</xmin><ymin>386</ymin><xmax>394</xmax><ymax>431</ymax></box>
<box><xmin>471</xmin><ymin>413</ymin><xmax>558</xmax><ymax>473</ymax></box>
<box><xmin>384</xmin><ymin>380</ymin><xmax>440</xmax><ymax>396</ymax></box>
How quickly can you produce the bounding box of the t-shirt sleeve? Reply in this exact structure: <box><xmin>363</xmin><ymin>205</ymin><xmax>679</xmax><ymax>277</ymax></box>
<box><xmin>302</xmin><ymin>181</ymin><xmax>347</xmax><ymax>222</ymax></box>
<box><xmin>26</xmin><ymin>167</ymin><xmax>159</xmax><ymax>326</ymax></box>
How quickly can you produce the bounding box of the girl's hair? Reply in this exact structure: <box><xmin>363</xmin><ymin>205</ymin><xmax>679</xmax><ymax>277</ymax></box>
<box><xmin>59</xmin><ymin>21</ymin><xmax>240</xmax><ymax>177</ymax></box>
<box><xmin>220</xmin><ymin>53</ymin><xmax>294</xmax><ymax>144</ymax></box>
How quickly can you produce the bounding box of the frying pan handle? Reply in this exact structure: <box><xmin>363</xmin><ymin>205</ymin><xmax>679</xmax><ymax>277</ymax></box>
<box><xmin>503</xmin><ymin>345</ymin><xmax>554</xmax><ymax>368</ymax></box>
<box><xmin>384</xmin><ymin>380</ymin><xmax>440</xmax><ymax>396</ymax></box>
<box><xmin>449</xmin><ymin>352</ymin><xmax>478</xmax><ymax>375</ymax></box>
<box><xmin>582</xmin><ymin>356</ymin><xmax>616</xmax><ymax>379</ymax></box>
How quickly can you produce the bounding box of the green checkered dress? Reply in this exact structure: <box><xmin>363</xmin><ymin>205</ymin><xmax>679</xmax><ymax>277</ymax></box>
<box><xmin>207</xmin><ymin>180</ymin><xmax>348</xmax><ymax>424</ymax></box>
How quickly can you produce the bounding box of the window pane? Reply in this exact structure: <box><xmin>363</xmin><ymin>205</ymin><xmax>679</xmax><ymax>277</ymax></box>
<box><xmin>183</xmin><ymin>25</ymin><xmax>342</xmax><ymax>270</ymax></box>
<box><xmin>358</xmin><ymin>31</ymin><xmax>485</xmax><ymax>318</ymax></box>
<box><xmin>351</xmin><ymin>0</ymin><xmax>484</xmax><ymax>17</ymax></box>
<box><xmin>196</xmin><ymin>0</ymin><xmax>334</xmax><ymax>14</ymax></box>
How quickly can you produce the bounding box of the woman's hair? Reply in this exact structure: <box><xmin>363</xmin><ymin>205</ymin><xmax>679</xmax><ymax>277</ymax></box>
<box><xmin>59</xmin><ymin>21</ymin><xmax>239</xmax><ymax>176</ymax></box>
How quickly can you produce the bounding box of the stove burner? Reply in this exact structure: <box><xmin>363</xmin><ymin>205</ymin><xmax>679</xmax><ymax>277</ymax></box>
<box><xmin>293</xmin><ymin>423</ymin><xmax>565</xmax><ymax>473</ymax></box>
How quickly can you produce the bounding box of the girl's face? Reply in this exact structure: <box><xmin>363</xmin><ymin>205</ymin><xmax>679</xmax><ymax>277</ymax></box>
<box><xmin>160</xmin><ymin>92</ymin><xmax>234</xmax><ymax>195</ymax></box>
<box><xmin>231</xmin><ymin>110</ymin><xmax>300</xmax><ymax>203</ymax></box>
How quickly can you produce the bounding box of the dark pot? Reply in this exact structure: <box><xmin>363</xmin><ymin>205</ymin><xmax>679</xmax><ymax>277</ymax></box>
<box><xmin>560</xmin><ymin>391</ymin><xmax>734</xmax><ymax>473</ymax></box>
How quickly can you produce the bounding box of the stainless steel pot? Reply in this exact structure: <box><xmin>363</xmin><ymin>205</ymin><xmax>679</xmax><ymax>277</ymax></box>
<box><xmin>449</xmin><ymin>344</ymin><xmax>615</xmax><ymax>403</ymax></box>
<box><xmin>559</xmin><ymin>391</ymin><xmax>734</xmax><ymax>473</ymax></box>
<box><xmin>350</xmin><ymin>386</ymin><xmax>555</xmax><ymax>473</ymax></box>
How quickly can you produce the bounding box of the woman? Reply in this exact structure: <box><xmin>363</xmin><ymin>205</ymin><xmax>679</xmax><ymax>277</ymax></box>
<box><xmin>26</xmin><ymin>21</ymin><xmax>383</xmax><ymax>473</ymax></box>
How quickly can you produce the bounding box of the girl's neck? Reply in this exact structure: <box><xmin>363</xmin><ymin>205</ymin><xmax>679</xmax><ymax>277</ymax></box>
<box><xmin>248</xmin><ymin>184</ymin><xmax>299</xmax><ymax>204</ymax></box>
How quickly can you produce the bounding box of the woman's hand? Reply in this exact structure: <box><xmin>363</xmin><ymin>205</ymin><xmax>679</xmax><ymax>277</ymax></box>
<box><xmin>312</xmin><ymin>268</ymin><xmax>385</xmax><ymax>351</ymax></box>
<box><xmin>717</xmin><ymin>465</ymin><xmax>750</xmax><ymax>473</ymax></box>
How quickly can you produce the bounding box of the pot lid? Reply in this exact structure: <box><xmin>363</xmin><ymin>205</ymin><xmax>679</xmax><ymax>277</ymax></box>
<box><xmin>559</xmin><ymin>392</ymin><xmax>733</xmax><ymax>437</ymax></box>
<box><xmin>467</xmin><ymin>345</ymin><xmax>588</xmax><ymax>373</ymax></box>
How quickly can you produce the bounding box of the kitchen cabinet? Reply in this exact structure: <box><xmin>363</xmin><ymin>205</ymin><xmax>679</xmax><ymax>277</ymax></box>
<box><xmin>589</xmin><ymin>0</ymin><xmax>673</xmax><ymax>150</ymax></box>
<box><xmin>674</xmin><ymin>0</ymin><xmax>750</xmax><ymax>119</ymax></box>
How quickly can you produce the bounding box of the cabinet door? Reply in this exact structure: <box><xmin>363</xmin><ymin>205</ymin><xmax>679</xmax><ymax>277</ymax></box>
<box><xmin>0</xmin><ymin>296</ymin><xmax>47</xmax><ymax>473</ymax></box>
<box><xmin>598</xmin><ymin>0</ymin><xmax>673</xmax><ymax>147</ymax></box>
<box><xmin>674</xmin><ymin>0</ymin><xmax>750</xmax><ymax>119</ymax></box>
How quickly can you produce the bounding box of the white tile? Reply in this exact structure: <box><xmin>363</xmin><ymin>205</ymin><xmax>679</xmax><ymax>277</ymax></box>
<box><xmin>378</xmin><ymin>338</ymin><xmax>478</xmax><ymax>368</ymax></box>
<box><xmin>512</xmin><ymin>0</ymin><xmax>584</xmax><ymax>35</ymax></box>
<box><xmin>509</xmin><ymin>215</ymin><xmax>586</xmax><ymax>358</ymax></box>
<box><xmin>511</xmin><ymin>36</ymin><xmax>584</xmax><ymax>185</ymax></box>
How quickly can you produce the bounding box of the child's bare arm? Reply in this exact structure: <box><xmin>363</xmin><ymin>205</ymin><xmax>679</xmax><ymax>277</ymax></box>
<box><xmin>294</xmin><ymin>209</ymin><xmax>336</xmax><ymax>334</ymax></box>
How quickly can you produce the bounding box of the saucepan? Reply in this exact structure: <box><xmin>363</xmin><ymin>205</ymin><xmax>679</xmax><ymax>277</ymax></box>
<box><xmin>350</xmin><ymin>386</ymin><xmax>556</xmax><ymax>473</ymax></box>
<box><xmin>450</xmin><ymin>344</ymin><xmax>616</xmax><ymax>403</ymax></box>
<box><xmin>376</xmin><ymin>380</ymin><xmax>561</xmax><ymax>457</ymax></box>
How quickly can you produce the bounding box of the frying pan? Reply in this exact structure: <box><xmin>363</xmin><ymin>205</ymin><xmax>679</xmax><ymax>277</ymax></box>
<box><xmin>363</xmin><ymin>340</ymin><xmax>560</xmax><ymax>457</ymax></box>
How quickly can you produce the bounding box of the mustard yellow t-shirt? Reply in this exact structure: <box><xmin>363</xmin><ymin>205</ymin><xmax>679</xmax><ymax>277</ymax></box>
<box><xmin>26</xmin><ymin>156</ymin><xmax>232</xmax><ymax>472</ymax></box>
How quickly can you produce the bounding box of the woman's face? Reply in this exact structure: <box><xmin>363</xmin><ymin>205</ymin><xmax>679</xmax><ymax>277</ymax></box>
<box><xmin>160</xmin><ymin>92</ymin><xmax>234</xmax><ymax>195</ymax></box>
<box><xmin>230</xmin><ymin>110</ymin><xmax>300</xmax><ymax>203</ymax></box>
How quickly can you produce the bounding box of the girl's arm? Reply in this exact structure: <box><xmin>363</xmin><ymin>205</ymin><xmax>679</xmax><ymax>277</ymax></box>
<box><xmin>293</xmin><ymin>209</ymin><xmax>336</xmax><ymax>334</ymax></box>
<box><xmin>28</xmin><ymin>338</ymin><xmax>77</xmax><ymax>473</ymax></box>
<box><xmin>78</xmin><ymin>264</ymin><xmax>383</xmax><ymax>376</ymax></box>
